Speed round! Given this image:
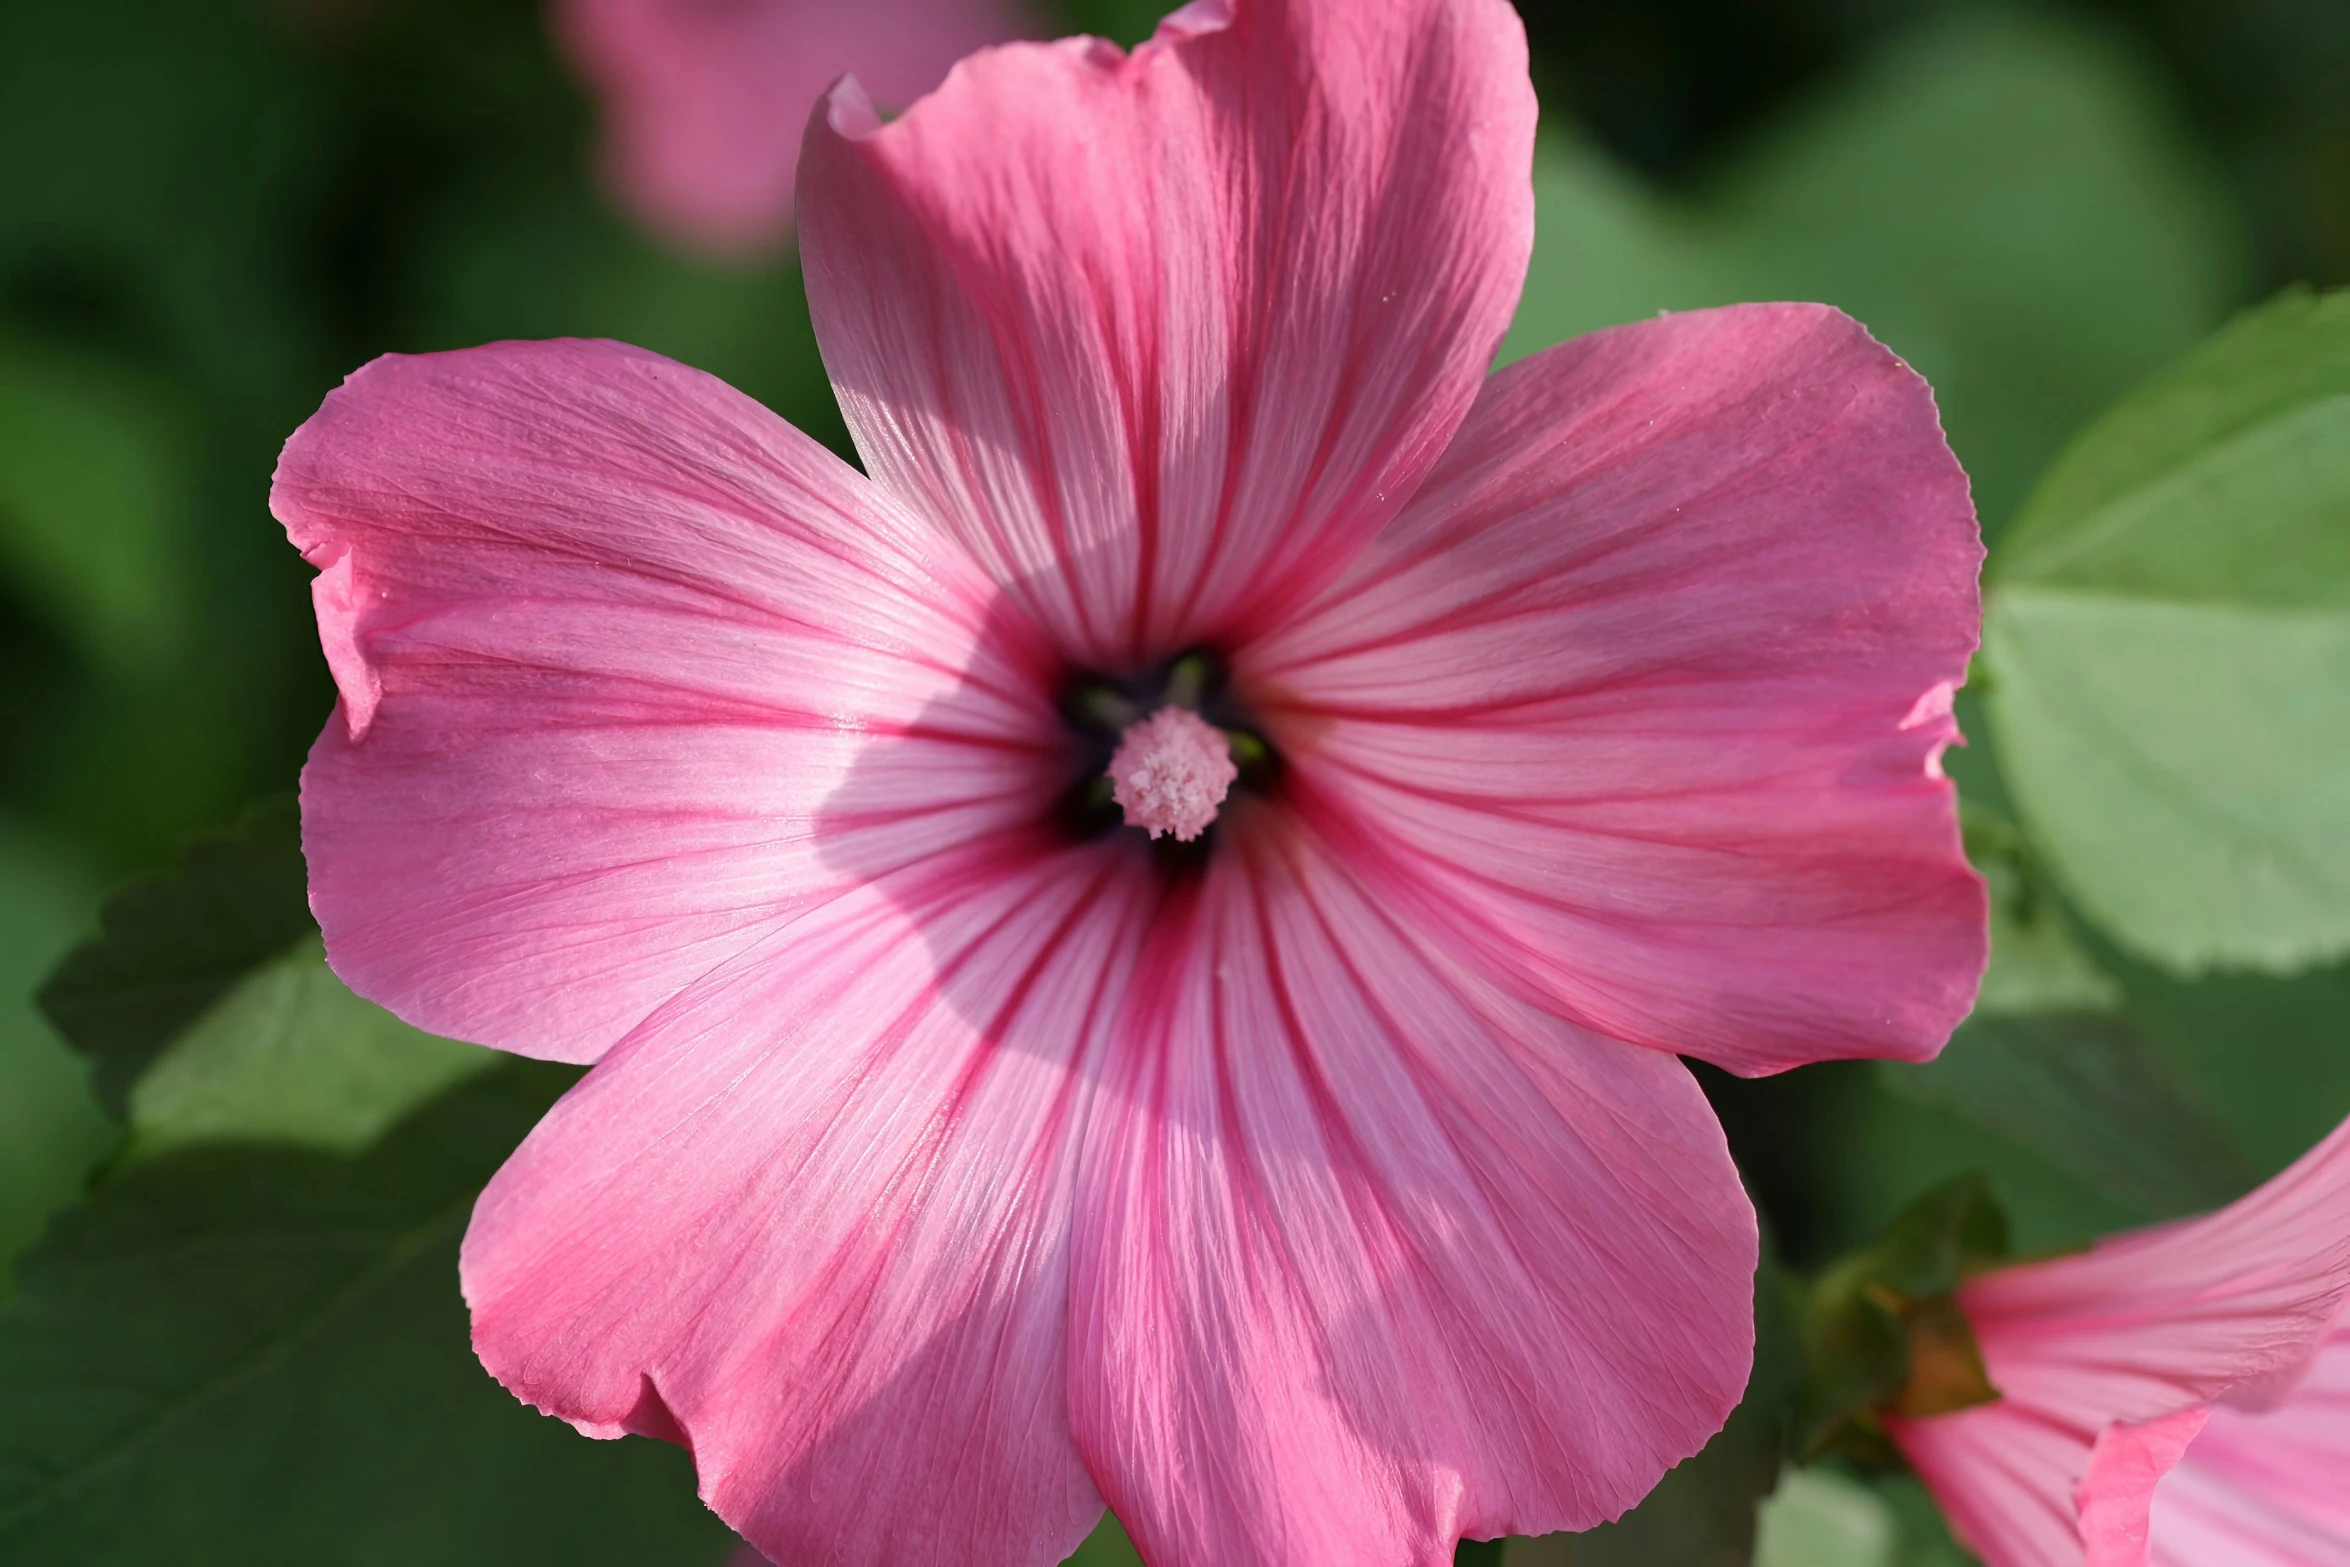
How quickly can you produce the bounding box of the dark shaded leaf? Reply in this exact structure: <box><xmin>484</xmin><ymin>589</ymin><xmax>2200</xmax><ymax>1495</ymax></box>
<box><xmin>1883</xmin><ymin>1012</ymin><xmax>2258</xmax><ymax>1220</ymax></box>
<box><xmin>122</xmin><ymin>934</ymin><xmax>492</xmax><ymax>1165</ymax></box>
<box><xmin>0</xmin><ymin>824</ymin><xmax>109</xmax><ymax>1283</ymax></box>
<box><xmin>36</xmin><ymin>797</ymin><xmax>311</xmax><ymax>1115</ymax></box>
<box><xmin>0</xmin><ymin>1061</ymin><xmax>733</xmax><ymax>1566</ymax></box>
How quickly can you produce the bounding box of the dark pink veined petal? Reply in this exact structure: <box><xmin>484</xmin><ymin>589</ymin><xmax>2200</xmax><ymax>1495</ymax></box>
<box><xmin>1889</xmin><ymin>1116</ymin><xmax>2350</xmax><ymax>1567</ymax></box>
<box><xmin>1066</xmin><ymin>804</ymin><xmax>1756</xmax><ymax>1566</ymax></box>
<box><xmin>1241</xmin><ymin>303</ymin><xmax>1986</xmax><ymax>1076</ymax></box>
<box><xmin>557</xmin><ymin>0</ymin><xmax>1033</xmax><ymax>259</ymax></box>
<box><xmin>274</xmin><ymin>338</ymin><xmax>1062</xmax><ymax>1062</ymax></box>
<box><xmin>462</xmin><ymin>838</ymin><xmax>1154</xmax><ymax>1567</ymax></box>
<box><xmin>2150</xmin><ymin>1321</ymin><xmax>2350</xmax><ymax>1566</ymax></box>
<box><xmin>797</xmin><ymin>0</ymin><xmax>1538</xmax><ymax>669</ymax></box>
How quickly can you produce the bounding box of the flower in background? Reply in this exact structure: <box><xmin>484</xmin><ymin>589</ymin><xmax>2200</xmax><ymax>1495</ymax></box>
<box><xmin>274</xmin><ymin>0</ymin><xmax>1985</xmax><ymax>1560</ymax></box>
<box><xmin>1889</xmin><ymin>1117</ymin><xmax>2350</xmax><ymax>1567</ymax></box>
<box><xmin>557</xmin><ymin>0</ymin><xmax>1030</xmax><ymax>259</ymax></box>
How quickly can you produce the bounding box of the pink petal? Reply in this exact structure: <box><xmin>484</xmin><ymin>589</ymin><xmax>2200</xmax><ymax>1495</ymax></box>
<box><xmin>1065</xmin><ymin>804</ymin><xmax>1756</xmax><ymax>1566</ymax></box>
<box><xmin>462</xmin><ymin>840</ymin><xmax>1152</xmax><ymax>1566</ymax></box>
<box><xmin>1243</xmin><ymin>303</ymin><xmax>1985</xmax><ymax>1076</ymax></box>
<box><xmin>274</xmin><ymin>338</ymin><xmax>1061</xmax><ymax>1062</ymax></box>
<box><xmin>797</xmin><ymin>0</ymin><xmax>1538</xmax><ymax>669</ymax></box>
<box><xmin>2150</xmin><ymin>1322</ymin><xmax>2350</xmax><ymax>1566</ymax></box>
<box><xmin>1890</xmin><ymin>1117</ymin><xmax>2350</xmax><ymax>1567</ymax></box>
<box><xmin>1966</xmin><ymin>1116</ymin><xmax>2350</xmax><ymax>1429</ymax></box>
<box><xmin>557</xmin><ymin>0</ymin><xmax>1032</xmax><ymax>259</ymax></box>
<box><xmin>1892</xmin><ymin>1401</ymin><xmax>2120</xmax><ymax>1567</ymax></box>
<box><xmin>2078</xmin><ymin>1409</ymin><xmax>2211</xmax><ymax>1567</ymax></box>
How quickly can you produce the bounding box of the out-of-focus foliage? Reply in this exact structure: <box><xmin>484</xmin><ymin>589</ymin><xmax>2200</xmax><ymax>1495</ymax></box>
<box><xmin>1985</xmin><ymin>288</ymin><xmax>2350</xmax><ymax>973</ymax></box>
<box><xmin>1507</xmin><ymin>14</ymin><xmax>2244</xmax><ymax>535</ymax></box>
<box><xmin>0</xmin><ymin>342</ymin><xmax>188</xmax><ymax>672</ymax></box>
<box><xmin>1753</xmin><ymin>1470</ymin><xmax>1896</xmax><ymax>1567</ymax></box>
<box><xmin>1878</xmin><ymin>809</ymin><xmax>2258</xmax><ymax>1219</ymax></box>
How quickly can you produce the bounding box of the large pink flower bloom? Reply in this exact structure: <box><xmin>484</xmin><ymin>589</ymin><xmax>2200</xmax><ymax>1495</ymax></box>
<box><xmin>1888</xmin><ymin>1117</ymin><xmax>2350</xmax><ymax>1567</ymax></box>
<box><xmin>557</xmin><ymin>0</ymin><xmax>1029</xmax><ymax>257</ymax></box>
<box><xmin>273</xmin><ymin>2</ymin><xmax>1985</xmax><ymax>1561</ymax></box>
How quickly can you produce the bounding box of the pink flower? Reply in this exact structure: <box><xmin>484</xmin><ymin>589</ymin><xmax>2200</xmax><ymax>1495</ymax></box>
<box><xmin>273</xmin><ymin>2</ymin><xmax>1985</xmax><ymax>1561</ymax></box>
<box><xmin>557</xmin><ymin>0</ymin><xmax>1030</xmax><ymax>258</ymax></box>
<box><xmin>1888</xmin><ymin>1118</ymin><xmax>2350</xmax><ymax>1567</ymax></box>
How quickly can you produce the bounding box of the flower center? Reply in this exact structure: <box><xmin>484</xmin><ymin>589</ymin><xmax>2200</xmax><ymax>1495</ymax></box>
<box><xmin>1106</xmin><ymin>706</ymin><xmax>1237</xmax><ymax>843</ymax></box>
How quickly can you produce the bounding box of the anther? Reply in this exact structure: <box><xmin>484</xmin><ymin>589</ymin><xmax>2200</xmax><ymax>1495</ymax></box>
<box><xmin>1106</xmin><ymin>706</ymin><xmax>1237</xmax><ymax>843</ymax></box>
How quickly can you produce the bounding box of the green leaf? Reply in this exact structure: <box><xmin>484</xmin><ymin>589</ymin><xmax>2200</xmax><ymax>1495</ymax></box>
<box><xmin>36</xmin><ymin>798</ymin><xmax>312</xmax><ymax>1116</ymax></box>
<box><xmin>123</xmin><ymin>934</ymin><xmax>492</xmax><ymax>1165</ymax></box>
<box><xmin>1884</xmin><ymin>1013</ymin><xmax>2256</xmax><ymax>1222</ymax></box>
<box><xmin>1984</xmin><ymin>289</ymin><xmax>2350</xmax><ymax>973</ymax></box>
<box><xmin>1063</xmin><ymin>1513</ymin><xmax>1144</xmax><ymax>1567</ymax></box>
<box><xmin>1505</xmin><ymin>1239</ymin><xmax>1799</xmax><ymax>1565</ymax></box>
<box><xmin>0</xmin><ymin>341</ymin><xmax>188</xmax><ymax>672</ymax></box>
<box><xmin>1050</xmin><ymin>0</ymin><xmax>1167</xmax><ymax>48</ymax></box>
<box><xmin>0</xmin><ymin>1062</ymin><xmax>735</xmax><ymax>1566</ymax></box>
<box><xmin>1961</xmin><ymin>807</ymin><xmax>2124</xmax><ymax>1019</ymax></box>
<box><xmin>0</xmin><ymin>823</ymin><xmax>111</xmax><ymax>1285</ymax></box>
<box><xmin>1881</xmin><ymin>809</ymin><xmax>2255</xmax><ymax>1218</ymax></box>
<box><xmin>1754</xmin><ymin>1470</ymin><xmax>1896</xmax><ymax>1567</ymax></box>
<box><xmin>1870</xmin><ymin>1475</ymin><xmax>1978</xmax><ymax>1567</ymax></box>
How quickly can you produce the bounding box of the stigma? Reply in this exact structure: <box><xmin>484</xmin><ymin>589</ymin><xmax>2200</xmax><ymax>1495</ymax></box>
<box><xmin>1106</xmin><ymin>706</ymin><xmax>1237</xmax><ymax>843</ymax></box>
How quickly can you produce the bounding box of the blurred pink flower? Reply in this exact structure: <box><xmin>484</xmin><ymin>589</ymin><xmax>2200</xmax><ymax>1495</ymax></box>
<box><xmin>274</xmin><ymin>1</ymin><xmax>1984</xmax><ymax>1561</ymax></box>
<box><xmin>557</xmin><ymin>0</ymin><xmax>1030</xmax><ymax>258</ymax></box>
<box><xmin>1889</xmin><ymin>1118</ymin><xmax>2350</xmax><ymax>1567</ymax></box>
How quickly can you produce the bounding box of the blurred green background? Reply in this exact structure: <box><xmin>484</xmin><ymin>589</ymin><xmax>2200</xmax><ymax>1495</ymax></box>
<box><xmin>0</xmin><ymin>0</ymin><xmax>2344</xmax><ymax>1563</ymax></box>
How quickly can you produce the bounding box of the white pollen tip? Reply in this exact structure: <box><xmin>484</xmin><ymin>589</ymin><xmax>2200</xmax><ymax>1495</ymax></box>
<box><xmin>1106</xmin><ymin>706</ymin><xmax>1238</xmax><ymax>843</ymax></box>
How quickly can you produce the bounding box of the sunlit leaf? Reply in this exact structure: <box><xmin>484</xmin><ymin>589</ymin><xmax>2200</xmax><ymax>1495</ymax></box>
<box><xmin>0</xmin><ymin>1064</ymin><xmax>734</xmax><ymax>1566</ymax></box>
<box><xmin>1754</xmin><ymin>1470</ymin><xmax>1895</xmax><ymax>1567</ymax></box>
<box><xmin>36</xmin><ymin>798</ymin><xmax>312</xmax><ymax>1115</ymax></box>
<box><xmin>1984</xmin><ymin>288</ymin><xmax>2350</xmax><ymax>973</ymax></box>
<box><xmin>124</xmin><ymin>935</ymin><xmax>492</xmax><ymax>1165</ymax></box>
